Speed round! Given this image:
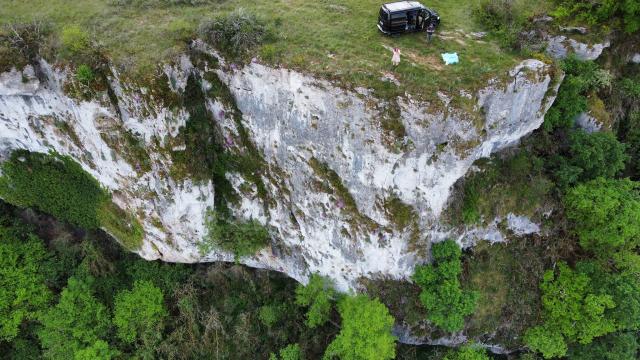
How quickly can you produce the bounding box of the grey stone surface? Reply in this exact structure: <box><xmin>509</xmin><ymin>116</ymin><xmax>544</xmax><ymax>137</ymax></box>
<box><xmin>546</xmin><ymin>35</ymin><xmax>610</xmax><ymax>60</ymax></box>
<box><xmin>0</xmin><ymin>47</ymin><xmax>559</xmax><ymax>291</ymax></box>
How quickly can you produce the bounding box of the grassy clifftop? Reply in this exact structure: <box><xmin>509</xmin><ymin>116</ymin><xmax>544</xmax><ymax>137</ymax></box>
<box><xmin>1</xmin><ymin>0</ymin><xmax>550</xmax><ymax>98</ymax></box>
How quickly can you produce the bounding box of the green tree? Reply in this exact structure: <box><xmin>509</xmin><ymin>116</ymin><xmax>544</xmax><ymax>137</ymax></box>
<box><xmin>444</xmin><ymin>344</ymin><xmax>491</xmax><ymax>360</ymax></box>
<box><xmin>523</xmin><ymin>326</ymin><xmax>567</xmax><ymax>359</ymax></box>
<box><xmin>295</xmin><ymin>274</ymin><xmax>336</xmax><ymax>328</ymax></box>
<box><xmin>113</xmin><ymin>280</ymin><xmax>167</xmax><ymax>344</ymax></box>
<box><xmin>413</xmin><ymin>240</ymin><xmax>478</xmax><ymax>332</ymax></box>
<box><xmin>524</xmin><ymin>262</ymin><xmax>617</xmax><ymax>358</ymax></box>
<box><xmin>74</xmin><ymin>340</ymin><xmax>119</xmax><ymax>360</ymax></box>
<box><xmin>259</xmin><ymin>304</ymin><xmax>280</xmax><ymax>328</ymax></box>
<box><xmin>567</xmin><ymin>332</ymin><xmax>639</xmax><ymax>360</ymax></box>
<box><xmin>0</xmin><ymin>229</ymin><xmax>51</xmax><ymax>340</ymax></box>
<box><xmin>564</xmin><ymin>178</ymin><xmax>640</xmax><ymax>252</ymax></box>
<box><xmin>323</xmin><ymin>295</ymin><xmax>396</xmax><ymax>360</ymax></box>
<box><xmin>269</xmin><ymin>343</ymin><xmax>302</xmax><ymax>360</ymax></box>
<box><xmin>553</xmin><ymin>130</ymin><xmax>627</xmax><ymax>188</ymax></box>
<box><xmin>578</xmin><ymin>260</ymin><xmax>640</xmax><ymax>331</ymax></box>
<box><xmin>621</xmin><ymin>111</ymin><xmax>640</xmax><ymax>177</ymax></box>
<box><xmin>38</xmin><ymin>276</ymin><xmax>112</xmax><ymax>359</ymax></box>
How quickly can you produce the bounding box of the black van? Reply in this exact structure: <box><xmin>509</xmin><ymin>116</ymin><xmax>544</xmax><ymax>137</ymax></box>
<box><xmin>377</xmin><ymin>1</ymin><xmax>440</xmax><ymax>35</ymax></box>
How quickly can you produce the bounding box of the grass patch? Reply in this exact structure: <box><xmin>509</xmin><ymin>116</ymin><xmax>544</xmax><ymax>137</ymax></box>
<box><xmin>463</xmin><ymin>239</ymin><xmax>547</xmax><ymax>348</ymax></box>
<box><xmin>0</xmin><ymin>0</ymin><xmax>530</xmax><ymax>99</ymax></box>
<box><xmin>359</xmin><ymin>278</ymin><xmax>429</xmax><ymax>337</ymax></box>
<box><xmin>0</xmin><ymin>150</ymin><xmax>144</xmax><ymax>250</ymax></box>
<box><xmin>97</xmin><ymin>201</ymin><xmax>144</xmax><ymax>250</ymax></box>
<box><xmin>100</xmin><ymin>128</ymin><xmax>152</xmax><ymax>173</ymax></box>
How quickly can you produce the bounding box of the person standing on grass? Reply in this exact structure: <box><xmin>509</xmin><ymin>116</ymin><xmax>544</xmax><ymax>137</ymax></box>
<box><xmin>392</xmin><ymin>47</ymin><xmax>401</xmax><ymax>66</ymax></box>
<box><xmin>426</xmin><ymin>22</ymin><xmax>436</xmax><ymax>42</ymax></box>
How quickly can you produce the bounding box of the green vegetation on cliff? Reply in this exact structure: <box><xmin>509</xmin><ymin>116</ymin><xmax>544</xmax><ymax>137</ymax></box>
<box><xmin>0</xmin><ymin>150</ymin><xmax>143</xmax><ymax>249</ymax></box>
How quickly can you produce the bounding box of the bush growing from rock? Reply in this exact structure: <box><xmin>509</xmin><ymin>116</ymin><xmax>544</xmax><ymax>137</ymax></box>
<box><xmin>60</xmin><ymin>25</ymin><xmax>90</xmax><ymax>55</ymax></box>
<box><xmin>198</xmin><ymin>9</ymin><xmax>269</xmax><ymax>58</ymax></box>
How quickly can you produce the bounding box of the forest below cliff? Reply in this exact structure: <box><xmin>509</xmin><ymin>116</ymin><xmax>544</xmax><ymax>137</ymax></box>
<box><xmin>1</xmin><ymin>0</ymin><xmax>640</xmax><ymax>359</ymax></box>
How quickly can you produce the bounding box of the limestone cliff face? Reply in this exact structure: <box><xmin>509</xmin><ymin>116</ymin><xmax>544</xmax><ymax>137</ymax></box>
<box><xmin>0</xmin><ymin>46</ymin><xmax>559</xmax><ymax>291</ymax></box>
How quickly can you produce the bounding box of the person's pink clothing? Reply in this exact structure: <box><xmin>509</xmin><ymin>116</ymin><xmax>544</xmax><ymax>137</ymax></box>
<box><xmin>392</xmin><ymin>48</ymin><xmax>401</xmax><ymax>66</ymax></box>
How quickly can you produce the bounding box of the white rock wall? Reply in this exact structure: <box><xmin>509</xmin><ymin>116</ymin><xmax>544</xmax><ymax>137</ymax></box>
<box><xmin>0</xmin><ymin>53</ymin><xmax>558</xmax><ymax>290</ymax></box>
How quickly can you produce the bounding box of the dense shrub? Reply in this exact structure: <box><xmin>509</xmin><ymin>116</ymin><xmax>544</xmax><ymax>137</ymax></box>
<box><xmin>198</xmin><ymin>9</ymin><xmax>269</xmax><ymax>58</ymax></box>
<box><xmin>452</xmin><ymin>150</ymin><xmax>551</xmax><ymax>225</ymax></box>
<box><xmin>0</xmin><ymin>150</ymin><xmax>108</xmax><ymax>229</ymax></box>
<box><xmin>60</xmin><ymin>25</ymin><xmax>90</xmax><ymax>55</ymax></box>
<box><xmin>443</xmin><ymin>345</ymin><xmax>491</xmax><ymax>360</ymax></box>
<box><xmin>620</xmin><ymin>77</ymin><xmax>640</xmax><ymax>100</ymax></box>
<box><xmin>473</xmin><ymin>0</ymin><xmax>527</xmax><ymax>49</ymax></box>
<box><xmin>75</xmin><ymin>64</ymin><xmax>95</xmax><ymax>84</ymax></box>
<box><xmin>198</xmin><ymin>210</ymin><xmax>270</xmax><ymax>259</ymax></box>
<box><xmin>0</xmin><ymin>22</ymin><xmax>50</xmax><ymax>72</ymax></box>
<box><xmin>551</xmin><ymin>130</ymin><xmax>627</xmax><ymax>188</ymax></box>
<box><xmin>0</xmin><ymin>151</ymin><xmax>143</xmax><ymax>249</ymax></box>
<box><xmin>543</xmin><ymin>57</ymin><xmax>610</xmax><ymax>132</ymax></box>
<box><xmin>413</xmin><ymin>240</ymin><xmax>478</xmax><ymax>332</ymax></box>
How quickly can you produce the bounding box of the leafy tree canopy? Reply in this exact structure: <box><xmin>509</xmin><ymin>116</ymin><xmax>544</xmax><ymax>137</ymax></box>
<box><xmin>0</xmin><ymin>227</ymin><xmax>51</xmax><ymax>341</ymax></box>
<box><xmin>295</xmin><ymin>274</ymin><xmax>336</xmax><ymax>329</ymax></box>
<box><xmin>413</xmin><ymin>240</ymin><xmax>478</xmax><ymax>332</ymax></box>
<box><xmin>323</xmin><ymin>295</ymin><xmax>396</xmax><ymax>360</ymax></box>
<box><xmin>564</xmin><ymin>178</ymin><xmax>640</xmax><ymax>252</ymax></box>
<box><xmin>113</xmin><ymin>280</ymin><xmax>167</xmax><ymax>344</ymax></box>
<box><xmin>443</xmin><ymin>345</ymin><xmax>491</xmax><ymax>360</ymax></box>
<box><xmin>74</xmin><ymin>340</ymin><xmax>120</xmax><ymax>360</ymax></box>
<box><xmin>553</xmin><ymin>130</ymin><xmax>627</xmax><ymax>188</ymax></box>
<box><xmin>524</xmin><ymin>262</ymin><xmax>617</xmax><ymax>358</ymax></box>
<box><xmin>269</xmin><ymin>343</ymin><xmax>302</xmax><ymax>360</ymax></box>
<box><xmin>38</xmin><ymin>276</ymin><xmax>112</xmax><ymax>359</ymax></box>
<box><xmin>567</xmin><ymin>332</ymin><xmax>639</xmax><ymax>360</ymax></box>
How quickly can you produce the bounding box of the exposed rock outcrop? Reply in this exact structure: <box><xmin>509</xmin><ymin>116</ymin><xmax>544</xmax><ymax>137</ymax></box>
<box><xmin>546</xmin><ymin>35</ymin><xmax>610</xmax><ymax>60</ymax></box>
<box><xmin>0</xmin><ymin>47</ymin><xmax>559</xmax><ymax>291</ymax></box>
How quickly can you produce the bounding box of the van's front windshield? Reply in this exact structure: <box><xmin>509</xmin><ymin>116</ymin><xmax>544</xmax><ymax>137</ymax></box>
<box><xmin>379</xmin><ymin>8</ymin><xmax>389</xmax><ymax>20</ymax></box>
